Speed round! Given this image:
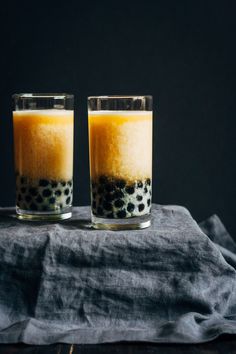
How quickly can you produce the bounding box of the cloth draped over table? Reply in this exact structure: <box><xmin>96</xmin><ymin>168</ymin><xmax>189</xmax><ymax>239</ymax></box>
<box><xmin>0</xmin><ymin>204</ymin><xmax>235</xmax><ymax>344</ymax></box>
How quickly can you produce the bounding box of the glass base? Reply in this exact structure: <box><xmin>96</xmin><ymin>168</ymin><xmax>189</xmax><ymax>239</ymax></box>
<box><xmin>16</xmin><ymin>206</ymin><xmax>72</xmax><ymax>221</ymax></box>
<box><xmin>91</xmin><ymin>213</ymin><xmax>151</xmax><ymax>230</ymax></box>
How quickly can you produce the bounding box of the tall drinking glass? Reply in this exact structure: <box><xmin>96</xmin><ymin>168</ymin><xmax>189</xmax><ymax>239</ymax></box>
<box><xmin>13</xmin><ymin>93</ymin><xmax>74</xmax><ymax>220</ymax></box>
<box><xmin>88</xmin><ymin>95</ymin><xmax>153</xmax><ymax>230</ymax></box>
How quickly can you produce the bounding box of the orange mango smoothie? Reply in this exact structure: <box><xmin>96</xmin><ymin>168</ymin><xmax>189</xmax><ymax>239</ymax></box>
<box><xmin>89</xmin><ymin>111</ymin><xmax>152</xmax><ymax>181</ymax></box>
<box><xmin>13</xmin><ymin>109</ymin><xmax>73</xmax><ymax>180</ymax></box>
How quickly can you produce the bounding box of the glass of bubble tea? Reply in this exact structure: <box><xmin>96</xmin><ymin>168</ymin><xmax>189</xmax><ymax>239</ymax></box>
<box><xmin>12</xmin><ymin>93</ymin><xmax>74</xmax><ymax>221</ymax></box>
<box><xmin>88</xmin><ymin>95</ymin><xmax>153</xmax><ymax>230</ymax></box>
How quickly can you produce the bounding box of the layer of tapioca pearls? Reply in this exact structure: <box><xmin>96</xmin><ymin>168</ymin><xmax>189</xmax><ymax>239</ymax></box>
<box><xmin>91</xmin><ymin>175</ymin><xmax>152</xmax><ymax>218</ymax></box>
<box><xmin>89</xmin><ymin>110</ymin><xmax>152</xmax><ymax>182</ymax></box>
<box><xmin>13</xmin><ymin>110</ymin><xmax>73</xmax><ymax>181</ymax></box>
<box><xmin>16</xmin><ymin>174</ymin><xmax>73</xmax><ymax>212</ymax></box>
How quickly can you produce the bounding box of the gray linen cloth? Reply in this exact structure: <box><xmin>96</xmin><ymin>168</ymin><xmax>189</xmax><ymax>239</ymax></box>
<box><xmin>0</xmin><ymin>204</ymin><xmax>235</xmax><ymax>344</ymax></box>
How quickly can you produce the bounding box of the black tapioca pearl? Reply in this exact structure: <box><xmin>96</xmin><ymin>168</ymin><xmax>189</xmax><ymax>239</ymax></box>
<box><xmin>103</xmin><ymin>201</ymin><xmax>112</xmax><ymax>211</ymax></box>
<box><xmin>61</xmin><ymin>181</ymin><xmax>66</xmax><ymax>187</ymax></box>
<box><xmin>17</xmin><ymin>194</ymin><xmax>22</xmax><ymax>202</ymax></box>
<box><xmin>127</xmin><ymin>203</ymin><xmax>135</xmax><ymax>213</ymax></box>
<box><xmin>136</xmin><ymin>195</ymin><xmax>143</xmax><ymax>201</ymax></box>
<box><xmin>137</xmin><ymin>181</ymin><xmax>143</xmax><ymax>188</ymax></box>
<box><xmin>66</xmin><ymin>196</ymin><xmax>71</xmax><ymax>205</ymax></box>
<box><xmin>105</xmin><ymin>193</ymin><xmax>115</xmax><ymax>202</ymax></box>
<box><xmin>36</xmin><ymin>195</ymin><xmax>43</xmax><ymax>203</ymax></box>
<box><xmin>55</xmin><ymin>189</ymin><xmax>62</xmax><ymax>197</ymax></box>
<box><xmin>125</xmin><ymin>185</ymin><xmax>135</xmax><ymax>194</ymax></box>
<box><xmin>92</xmin><ymin>192</ymin><xmax>97</xmax><ymax>199</ymax></box>
<box><xmin>49</xmin><ymin>197</ymin><xmax>56</xmax><ymax>204</ymax></box>
<box><xmin>144</xmin><ymin>187</ymin><xmax>148</xmax><ymax>194</ymax></box>
<box><xmin>149</xmin><ymin>190</ymin><xmax>152</xmax><ymax>196</ymax></box>
<box><xmin>29</xmin><ymin>187</ymin><xmax>38</xmax><ymax>196</ymax></box>
<box><xmin>92</xmin><ymin>200</ymin><xmax>96</xmax><ymax>209</ymax></box>
<box><xmin>60</xmin><ymin>204</ymin><xmax>63</xmax><ymax>209</ymax></box>
<box><xmin>105</xmin><ymin>182</ymin><xmax>115</xmax><ymax>192</ymax></box>
<box><xmin>138</xmin><ymin>203</ymin><xmax>145</xmax><ymax>212</ymax></box>
<box><xmin>68</xmin><ymin>181</ymin><xmax>72</xmax><ymax>187</ymax></box>
<box><xmin>117</xmin><ymin>209</ymin><xmax>127</xmax><ymax>218</ymax></box>
<box><xmin>146</xmin><ymin>178</ymin><xmax>151</xmax><ymax>186</ymax></box>
<box><xmin>39</xmin><ymin>179</ymin><xmax>49</xmax><ymax>187</ymax></box>
<box><xmin>42</xmin><ymin>189</ymin><xmax>52</xmax><ymax>197</ymax></box>
<box><xmin>20</xmin><ymin>176</ymin><xmax>27</xmax><ymax>184</ymax></box>
<box><xmin>42</xmin><ymin>205</ymin><xmax>48</xmax><ymax>211</ymax></box>
<box><xmin>30</xmin><ymin>203</ymin><xmax>38</xmax><ymax>211</ymax></box>
<box><xmin>64</xmin><ymin>188</ymin><xmax>70</xmax><ymax>196</ymax></box>
<box><xmin>114</xmin><ymin>199</ymin><xmax>125</xmax><ymax>208</ymax></box>
<box><xmin>99</xmin><ymin>175</ymin><xmax>108</xmax><ymax>184</ymax></box>
<box><xmin>147</xmin><ymin>199</ymin><xmax>151</xmax><ymax>206</ymax></box>
<box><xmin>25</xmin><ymin>195</ymin><xmax>32</xmax><ymax>203</ymax></box>
<box><xmin>113</xmin><ymin>190</ymin><xmax>124</xmax><ymax>199</ymax></box>
<box><xmin>97</xmin><ymin>206</ymin><xmax>104</xmax><ymax>216</ymax></box>
<box><xmin>51</xmin><ymin>181</ymin><xmax>58</xmax><ymax>188</ymax></box>
<box><xmin>106</xmin><ymin>212</ymin><xmax>114</xmax><ymax>218</ymax></box>
<box><xmin>91</xmin><ymin>182</ymin><xmax>96</xmax><ymax>189</ymax></box>
<box><xmin>98</xmin><ymin>185</ymin><xmax>104</xmax><ymax>194</ymax></box>
<box><xmin>98</xmin><ymin>197</ymin><xmax>103</xmax><ymax>205</ymax></box>
<box><xmin>116</xmin><ymin>179</ymin><xmax>126</xmax><ymax>189</ymax></box>
<box><xmin>21</xmin><ymin>187</ymin><xmax>26</xmax><ymax>194</ymax></box>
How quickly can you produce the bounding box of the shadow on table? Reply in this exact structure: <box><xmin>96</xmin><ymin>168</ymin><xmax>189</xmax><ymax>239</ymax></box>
<box><xmin>0</xmin><ymin>335</ymin><xmax>236</xmax><ymax>354</ymax></box>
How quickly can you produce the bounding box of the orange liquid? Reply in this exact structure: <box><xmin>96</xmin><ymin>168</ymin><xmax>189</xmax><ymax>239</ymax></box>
<box><xmin>88</xmin><ymin>111</ymin><xmax>152</xmax><ymax>181</ymax></box>
<box><xmin>13</xmin><ymin>110</ymin><xmax>74</xmax><ymax>180</ymax></box>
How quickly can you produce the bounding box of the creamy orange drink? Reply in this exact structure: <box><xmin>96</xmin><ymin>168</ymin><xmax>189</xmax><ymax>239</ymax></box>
<box><xmin>88</xmin><ymin>96</ymin><xmax>153</xmax><ymax>229</ymax></box>
<box><xmin>13</xmin><ymin>94</ymin><xmax>74</xmax><ymax>220</ymax></box>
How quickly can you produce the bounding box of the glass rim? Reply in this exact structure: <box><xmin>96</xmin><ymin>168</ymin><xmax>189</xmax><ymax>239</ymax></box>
<box><xmin>12</xmin><ymin>93</ymin><xmax>74</xmax><ymax>99</ymax></box>
<box><xmin>88</xmin><ymin>95</ymin><xmax>152</xmax><ymax>100</ymax></box>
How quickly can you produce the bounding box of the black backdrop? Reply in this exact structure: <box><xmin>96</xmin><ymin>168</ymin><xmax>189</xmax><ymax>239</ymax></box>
<box><xmin>0</xmin><ymin>0</ymin><xmax>235</xmax><ymax>236</ymax></box>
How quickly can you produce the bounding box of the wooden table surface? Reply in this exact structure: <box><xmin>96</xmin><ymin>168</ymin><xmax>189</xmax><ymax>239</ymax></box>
<box><xmin>0</xmin><ymin>335</ymin><xmax>236</xmax><ymax>354</ymax></box>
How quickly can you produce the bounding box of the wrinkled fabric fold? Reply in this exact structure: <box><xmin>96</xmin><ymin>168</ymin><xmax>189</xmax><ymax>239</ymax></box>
<box><xmin>0</xmin><ymin>204</ymin><xmax>235</xmax><ymax>344</ymax></box>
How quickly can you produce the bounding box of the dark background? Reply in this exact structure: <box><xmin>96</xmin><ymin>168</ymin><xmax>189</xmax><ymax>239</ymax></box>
<box><xmin>0</xmin><ymin>0</ymin><xmax>235</xmax><ymax>236</ymax></box>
